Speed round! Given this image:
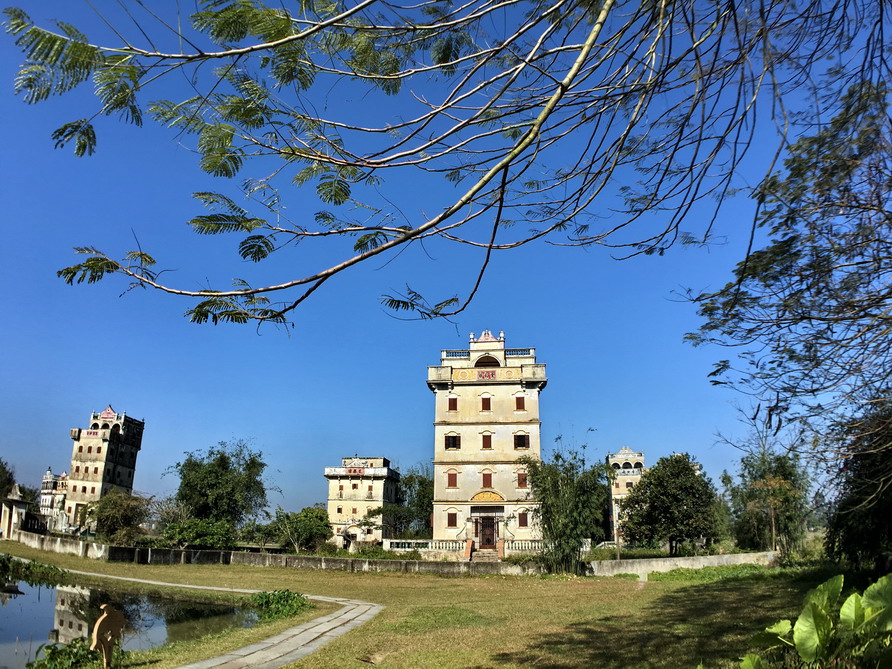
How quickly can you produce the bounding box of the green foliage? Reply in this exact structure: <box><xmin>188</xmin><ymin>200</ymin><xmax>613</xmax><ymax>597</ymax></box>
<box><xmin>520</xmin><ymin>449</ymin><xmax>609</xmax><ymax>575</ymax></box>
<box><xmin>274</xmin><ymin>505</ymin><xmax>331</xmax><ymax>553</ymax></box>
<box><xmin>743</xmin><ymin>574</ymin><xmax>892</xmax><ymax>667</ymax></box>
<box><xmin>724</xmin><ymin>451</ymin><xmax>809</xmax><ymax>557</ymax></box>
<box><xmin>825</xmin><ymin>397</ymin><xmax>892</xmax><ymax>572</ymax></box>
<box><xmin>6</xmin><ymin>0</ymin><xmax>883</xmax><ymax>328</ymax></box>
<box><xmin>0</xmin><ymin>554</ymin><xmax>67</xmax><ymax>586</ymax></box>
<box><xmin>0</xmin><ymin>457</ymin><xmax>14</xmax><ymax>499</ymax></box>
<box><xmin>26</xmin><ymin>638</ymin><xmax>100</xmax><ymax>669</ymax></box>
<box><xmin>365</xmin><ymin>463</ymin><xmax>432</xmax><ymax>539</ymax></box>
<box><xmin>170</xmin><ymin>439</ymin><xmax>270</xmax><ymax>527</ymax></box>
<box><xmin>88</xmin><ymin>490</ymin><xmax>151</xmax><ymax>545</ymax></box>
<box><xmin>163</xmin><ymin>517</ymin><xmax>236</xmax><ymax>549</ymax></box>
<box><xmin>649</xmin><ymin>564</ymin><xmax>771</xmax><ymax>583</ymax></box>
<box><xmin>248</xmin><ymin>590</ymin><xmax>312</xmax><ymax>621</ymax></box>
<box><xmin>691</xmin><ymin>83</ymin><xmax>892</xmax><ymax>443</ymax></box>
<box><xmin>620</xmin><ymin>453</ymin><xmax>720</xmax><ymax>556</ymax></box>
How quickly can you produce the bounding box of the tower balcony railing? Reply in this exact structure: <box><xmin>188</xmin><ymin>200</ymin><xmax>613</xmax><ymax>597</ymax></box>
<box><xmin>505</xmin><ymin>348</ymin><xmax>533</xmax><ymax>356</ymax></box>
<box><xmin>443</xmin><ymin>350</ymin><xmax>470</xmax><ymax>358</ymax></box>
<box><xmin>615</xmin><ymin>469</ymin><xmax>643</xmax><ymax>476</ymax></box>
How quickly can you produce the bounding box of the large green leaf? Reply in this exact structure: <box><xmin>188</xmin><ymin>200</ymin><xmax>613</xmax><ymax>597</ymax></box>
<box><xmin>862</xmin><ymin>574</ymin><xmax>892</xmax><ymax>631</ymax></box>
<box><xmin>793</xmin><ymin>601</ymin><xmax>834</xmax><ymax>663</ymax></box>
<box><xmin>738</xmin><ymin>654</ymin><xmax>765</xmax><ymax>669</ymax></box>
<box><xmin>839</xmin><ymin>592</ymin><xmax>865</xmax><ymax>632</ymax></box>
<box><xmin>805</xmin><ymin>574</ymin><xmax>845</xmax><ymax>611</ymax></box>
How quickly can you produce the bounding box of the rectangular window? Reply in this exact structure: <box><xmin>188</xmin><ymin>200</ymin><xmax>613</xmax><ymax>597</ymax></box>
<box><xmin>78</xmin><ymin>446</ymin><xmax>83</xmax><ymax>452</ymax></box>
<box><xmin>514</xmin><ymin>434</ymin><xmax>530</xmax><ymax>449</ymax></box>
<box><xmin>352</xmin><ymin>483</ymin><xmax>359</xmax><ymax>489</ymax></box>
<box><xmin>368</xmin><ymin>485</ymin><xmax>373</xmax><ymax>491</ymax></box>
<box><xmin>482</xmin><ymin>472</ymin><xmax>492</xmax><ymax>488</ymax></box>
<box><xmin>90</xmin><ymin>487</ymin><xmax>95</xmax><ymax>494</ymax></box>
<box><xmin>75</xmin><ymin>466</ymin><xmax>80</xmax><ymax>473</ymax></box>
<box><xmin>517</xmin><ymin>473</ymin><xmax>528</xmax><ymax>488</ymax></box>
<box><xmin>481</xmin><ymin>396</ymin><xmax>491</xmax><ymax>411</ymax></box>
<box><xmin>87</xmin><ymin>446</ymin><xmax>92</xmax><ymax>453</ymax></box>
<box><xmin>626</xmin><ymin>481</ymin><xmax>635</xmax><ymax>489</ymax></box>
<box><xmin>447</xmin><ymin>397</ymin><xmax>457</xmax><ymax>411</ymax></box>
<box><xmin>96</xmin><ymin>447</ymin><xmax>102</xmax><ymax>454</ymax></box>
<box><xmin>447</xmin><ymin>472</ymin><xmax>457</xmax><ymax>488</ymax></box>
<box><xmin>81</xmin><ymin>486</ymin><xmax>86</xmax><ymax>493</ymax></box>
<box><xmin>445</xmin><ymin>435</ymin><xmax>461</xmax><ymax>450</ymax></box>
<box><xmin>482</xmin><ymin>433</ymin><xmax>492</xmax><ymax>450</ymax></box>
<box><xmin>336</xmin><ymin>506</ymin><xmax>342</xmax><ymax>514</ymax></box>
<box><xmin>352</xmin><ymin>507</ymin><xmax>357</xmax><ymax>515</ymax></box>
<box><xmin>518</xmin><ymin>512</ymin><xmax>529</xmax><ymax>528</ymax></box>
<box><xmin>515</xmin><ymin>396</ymin><xmax>525</xmax><ymax>411</ymax></box>
<box><xmin>93</xmin><ymin>467</ymin><xmax>98</xmax><ymax>474</ymax></box>
<box><xmin>447</xmin><ymin>512</ymin><xmax>457</xmax><ymax>528</ymax></box>
<box><xmin>339</xmin><ymin>484</ymin><xmax>344</xmax><ymax>491</ymax></box>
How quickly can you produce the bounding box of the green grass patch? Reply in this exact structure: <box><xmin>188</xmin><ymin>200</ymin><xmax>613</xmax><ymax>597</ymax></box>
<box><xmin>611</xmin><ymin>572</ymin><xmax>641</xmax><ymax>580</ymax></box>
<box><xmin>1</xmin><ymin>542</ymin><xmax>833</xmax><ymax>668</ymax></box>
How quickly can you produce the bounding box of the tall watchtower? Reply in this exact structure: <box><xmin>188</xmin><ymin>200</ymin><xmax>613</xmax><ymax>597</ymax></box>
<box><xmin>607</xmin><ymin>446</ymin><xmax>646</xmax><ymax>544</ymax></box>
<box><xmin>66</xmin><ymin>406</ymin><xmax>144</xmax><ymax>527</ymax></box>
<box><xmin>427</xmin><ymin>330</ymin><xmax>547</xmax><ymax>547</ymax></box>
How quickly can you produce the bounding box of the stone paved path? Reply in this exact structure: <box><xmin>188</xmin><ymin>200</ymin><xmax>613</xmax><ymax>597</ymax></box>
<box><xmin>61</xmin><ymin>566</ymin><xmax>384</xmax><ymax>668</ymax></box>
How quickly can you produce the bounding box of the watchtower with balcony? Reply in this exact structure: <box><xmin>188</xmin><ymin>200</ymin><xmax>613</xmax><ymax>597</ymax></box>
<box><xmin>66</xmin><ymin>406</ymin><xmax>144</xmax><ymax>527</ymax></box>
<box><xmin>324</xmin><ymin>456</ymin><xmax>401</xmax><ymax>548</ymax></box>
<box><xmin>427</xmin><ymin>330</ymin><xmax>547</xmax><ymax>548</ymax></box>
<box><xmin>607</xmin><ymin>446</ymin><xmax>646</xmax><ymax>544</ymax></box>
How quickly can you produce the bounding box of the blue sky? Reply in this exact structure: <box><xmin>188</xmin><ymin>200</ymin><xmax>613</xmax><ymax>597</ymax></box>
<box><xmin>0</xmin><ymin>2</ymin><xmax>774</xmax><ymax>512</ymax></box>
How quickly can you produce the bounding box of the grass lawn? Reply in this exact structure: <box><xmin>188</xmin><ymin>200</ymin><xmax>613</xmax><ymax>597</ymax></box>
<box><xmin>1</xmin><ymin>542</ymin><xmax>832</xmax><ymax>668</ymax></box>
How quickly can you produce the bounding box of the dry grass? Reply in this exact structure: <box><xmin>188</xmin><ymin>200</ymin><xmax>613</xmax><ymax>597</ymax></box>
<box><xmin>1</xmin><ymin>542</ymin><xmax>827</xmax><ymax>668</ymax></box>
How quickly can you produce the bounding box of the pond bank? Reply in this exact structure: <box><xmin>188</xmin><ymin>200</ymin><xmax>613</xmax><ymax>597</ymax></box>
<box><xmin>5</xmin><ymin>554</ymin><xmax>384</xmax><ymax>669</ymax></box>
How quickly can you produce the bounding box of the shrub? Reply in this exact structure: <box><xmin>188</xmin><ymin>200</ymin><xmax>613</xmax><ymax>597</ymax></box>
<box><xmin>249</xmin><ymin>590</ymin><xmax>312</xmax><ymax>621</ymax></box>
<box><xmin>27</xmin><ymin>638</ymin><xmax>99</xmax><ymax>669</ymax></box>
<box><xmin>649</xmin><ymin>564</ymin><xmax>770</xmax><ymax>583</ymax></box>
<box><xmin>0</xmin><ymin>555</ymin><xmax>67</xmax><ymax>586</ymax></box>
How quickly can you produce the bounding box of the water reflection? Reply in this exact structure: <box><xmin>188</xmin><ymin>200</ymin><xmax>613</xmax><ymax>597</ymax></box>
<box><xmin>0</xmin><ymin>580</ymin><xmax>257</xmax><ymax>668</ymax></box>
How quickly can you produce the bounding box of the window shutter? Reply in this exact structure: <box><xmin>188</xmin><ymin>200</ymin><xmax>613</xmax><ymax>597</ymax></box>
<box><xmin>515</xmin><ymin>396</ymin><xmax>525</xmax><ymax>411</ymax></box>
<box><xmin>448</xmin><ymin>397</ymin><xmax>458</xmax><ymax>411</ymax></box>
<box><xmin>518</xmin><ymin>512</ymin><xmax>528</xmax><ymax>527</ymax></box>
<box><xmin>482</xmin><ymin>472</ymin><xmax>492</xmax><ymax>488</ymax></box>
<box><xmin>481</xmin><ymin>396</ymin><xmax>491</xmax><ymax>411</ymax></box>
<box><xmin>447</xmin><ymin>512</ymin><xmax>457</xmax><ymax>527</ymax></box>
<box><xmin>482</xmin><ymin>434</ymin><xmax>492</xmax><ymax>449</ymax></box>
<box><xmin>518</xmin><ymin>473</ymin><xmax>528</xmax><ymax>488</ymax></box>
<box><xmin>447</xmin><ymin>472</ymin><xmax>457</xmax><ymax>487</ymax></box>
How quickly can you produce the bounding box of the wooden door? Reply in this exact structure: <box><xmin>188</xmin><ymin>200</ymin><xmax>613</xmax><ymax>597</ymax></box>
<box><xmin>480</xmin><ymin>516</ymin><xmax>496</xmax><ymax>548</ymax></box>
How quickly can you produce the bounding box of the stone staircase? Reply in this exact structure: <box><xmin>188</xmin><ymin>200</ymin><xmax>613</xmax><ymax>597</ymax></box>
<box><xmin>471</xmin><ymin>549</ymin><xmax>500</xmax><ymax>562</ymax></box>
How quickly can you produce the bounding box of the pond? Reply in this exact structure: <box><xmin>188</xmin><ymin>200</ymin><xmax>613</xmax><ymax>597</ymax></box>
<box><xmin>0</xmin><ymin>579</ymin><xmax>258</xmax><ymax>669</ymax></box>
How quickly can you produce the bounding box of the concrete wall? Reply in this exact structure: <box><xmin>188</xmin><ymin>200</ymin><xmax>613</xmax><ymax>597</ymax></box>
<box><xmin>11</xmin><ymin>530</ymin><xmax>110</xmax><ymax>560</ymax></box>
<box><xmin>589</xmin><ymin>551</ymin><xmax>776</xmax><ymax>580</ymax></box>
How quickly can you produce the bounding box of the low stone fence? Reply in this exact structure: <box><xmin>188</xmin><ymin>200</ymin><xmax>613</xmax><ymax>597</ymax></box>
<box><xmin>588</xmin><ymin>551</ymin><xmax>777</xmax><ymax>580</ymax></box>
<box><xmin>230</xmin><ymin>552</ymin><xmax>541</xmax><ymax>576</ymax></box>
<box><xmin>6</xmin><ymin>530</ymin><xmax>774</xmax><ymax>579</ymax></box>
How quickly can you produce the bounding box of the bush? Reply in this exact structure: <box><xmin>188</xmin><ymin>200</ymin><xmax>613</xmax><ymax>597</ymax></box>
<box><xmin>503</xmin><ymin>553</ymin><xmax>540</xmax><ymax>568</ymax></box>
<box><xmin>586</xmin><ymin>547</ymin><xmax>669</xmax><ymax>561</ymax></box>
<box><xmin>27</xmin><ymin>638</ymin><xmax>100</xmax><ymax>669</ymax></box>
<box><xmin>249</xmin><ymin>590</ymin><xmax>312</xmax><ymax>621</ymax></box>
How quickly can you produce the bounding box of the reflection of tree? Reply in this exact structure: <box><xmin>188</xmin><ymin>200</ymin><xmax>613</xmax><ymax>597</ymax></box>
<box><xmin>52</xmin><ymin>583</ymin><xmax>256</xmax><ymax>648</ymax></box>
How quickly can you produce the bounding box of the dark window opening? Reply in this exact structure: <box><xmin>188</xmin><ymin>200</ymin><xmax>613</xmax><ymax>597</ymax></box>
<box><xmin>518</xmin><ymin>512</ymin><xmax>529</xmax><ymax>528</ymax></box>
<box><xmin>445</xmin><ymin>435</ymin><xmax>461</xmax><ymax>450</ymax></box>
<box><xmin>482</xmin><ymin>434</ymin><xmax>492</xmax><ymax>450</ymax></box>
<box><xmin>514</xmin><ymin>434</ymin><xmax>530</xmax><ymax>450</ymax></box>
<box><xmin>482</xmin><ymin>472</ymin><xmax>492</xmax><ymax>488</ymax></box>
<box><xmin>447</xmin><ymin>472</ymin><xmax>457</xmax><ymax>488</ymax></box>
<box><xmin>518</xmin><ymin>473</ymin><xmax>528</xmax><ymax>488</ymax></box>
<box><xmin>481</xmin><ymin>396</ymin><xmax>491</xmax><ymax>411</ymax></box>
<box><xmin>447</xmin><ymin>397</ymin><xmax>458</xmax><ymax>411</ymax></box>
<box><xmin>447</xmin><ymin>512</ymin><xmax>458</xmax><ymax>528</ymax></box>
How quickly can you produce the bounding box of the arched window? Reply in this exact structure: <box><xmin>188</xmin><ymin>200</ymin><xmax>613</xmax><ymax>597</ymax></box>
<box><xmin>612</xmin><ymin>463</ymin><xmax>620</xmax><ymax>470</ymax></box>
<box><xmin>90</xmin><ymin>423</ymin><xmax>99</xmax><ymax>430</ymax></box>
<box><xmin>474</xmin><ymin>355</ymin><xmax>500</xmax><ymax>368</ymax></box>
<box><xmin>622</xmin><ymin>462</ymin><xmax>632</xmax><ymax>469</ymax></box>
<box><xmin>634</xmin><ymin>462</ymin><xmax>643</xmax><ymax>469</ymax></box>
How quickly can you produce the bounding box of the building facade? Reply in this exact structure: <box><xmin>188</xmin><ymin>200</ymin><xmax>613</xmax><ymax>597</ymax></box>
<box><xmin>66</xmin><ymin>406</ymin><xmax>145</xmax><ymax>527</ymax></box>
<box><xmin>607</xmin><ymin>446</ymin><xmax>646</xmax><ymax>543</ymax></box>
<box><xmin>324</xmin><ymin>456</ymin><xmax>401</xmax><ymax>548</ymax></box>
<box><xmin>428</xmin><ymin>330</ymin><xmax>547</xmax><ymax>547</ymax></box>
<box><xmin>39</xmin><ymin>467</ymin><xmax>70</xmax><ymax>533</ymax></box>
